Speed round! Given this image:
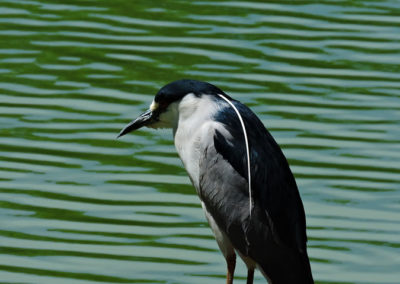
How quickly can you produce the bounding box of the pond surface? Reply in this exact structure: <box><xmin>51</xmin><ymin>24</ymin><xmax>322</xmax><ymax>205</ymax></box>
<box><xmin>0</xmin><ymin>0</ymin><xmax>400</xmax><ymax>283</ymax></box>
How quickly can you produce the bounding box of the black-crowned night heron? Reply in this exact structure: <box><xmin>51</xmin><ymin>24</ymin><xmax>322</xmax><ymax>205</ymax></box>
<box><xmin>118</xmin><ymin>79</ymin><xmax>314</xmax><ymax>284</ymax></box>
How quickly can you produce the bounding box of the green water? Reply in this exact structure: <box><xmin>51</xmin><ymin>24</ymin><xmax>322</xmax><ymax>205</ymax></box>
<box><xmin>1</xmin><ymin>0</ymin><xmax>400</xmax><ymax>283</ymax></box>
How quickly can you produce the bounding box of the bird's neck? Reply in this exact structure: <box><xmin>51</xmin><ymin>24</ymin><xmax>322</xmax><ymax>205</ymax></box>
<box><xmin>173</xmin><ymin>94</ymin><xmax>221</xmax><ymax>189</ymax></box>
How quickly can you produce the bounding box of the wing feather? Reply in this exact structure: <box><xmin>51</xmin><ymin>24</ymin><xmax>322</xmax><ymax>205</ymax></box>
<box><xmin>212</xmin><ymin>100</ymin><xmax>308</xmax><ymax>252</ymax></box>
<box><xmin>197</xmin><ymin>97</ymin><xmax>313</xmax><ymax>283</ymax></box>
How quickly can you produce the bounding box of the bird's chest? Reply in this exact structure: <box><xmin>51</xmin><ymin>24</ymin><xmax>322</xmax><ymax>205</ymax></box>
<box><xmin>174</xmin><ymin>122</ymin><xmax>206</xmax><ymax>190</ymax></box>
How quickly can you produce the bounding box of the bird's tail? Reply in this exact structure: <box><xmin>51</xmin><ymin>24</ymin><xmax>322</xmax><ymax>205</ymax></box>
<box><xmin>257</xmin><ymin>249</ymin><xmax>314</xmax><ymax>284</ymax></box>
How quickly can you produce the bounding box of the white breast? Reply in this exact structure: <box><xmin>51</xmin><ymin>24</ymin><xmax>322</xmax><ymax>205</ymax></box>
<box><xmin>173</xmin><ymin>94</ymin><xmax>228</xmax><ymax>190</ymax></box>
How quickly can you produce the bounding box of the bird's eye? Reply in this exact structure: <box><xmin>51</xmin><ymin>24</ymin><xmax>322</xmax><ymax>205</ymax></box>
<box><xmin>158</xmin><ymin>101</ymin><xmax>169</xmax><ymax>110</ymax></box>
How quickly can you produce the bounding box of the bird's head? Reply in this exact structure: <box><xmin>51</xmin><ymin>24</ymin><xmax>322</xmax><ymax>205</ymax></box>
<box><xmin>117</xmin><ymin>79</ymin><xmax>228</xmax><ymax>138</ymax></box>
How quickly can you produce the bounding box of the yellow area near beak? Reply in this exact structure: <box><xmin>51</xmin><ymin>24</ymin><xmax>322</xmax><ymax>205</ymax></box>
<box><xmin>150</xmin><ymin>101</ymin><xmax>159</xmax><ymax>111</ymax></box>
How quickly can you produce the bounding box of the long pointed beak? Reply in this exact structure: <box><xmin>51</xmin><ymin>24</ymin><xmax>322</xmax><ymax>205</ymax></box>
<box><xmin>117</xmin><ymin>109</ymin><xmax>155</xmax><ymax>138</ymax></box>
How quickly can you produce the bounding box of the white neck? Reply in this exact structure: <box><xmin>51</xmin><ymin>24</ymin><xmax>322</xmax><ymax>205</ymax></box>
<box><xmin>173</xmin><ymin>94</ymin><xmax>221</xmax><ymax>190</ymax></box>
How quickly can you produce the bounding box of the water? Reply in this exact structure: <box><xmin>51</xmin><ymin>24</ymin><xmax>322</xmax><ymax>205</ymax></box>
<box><xmin>1</xmin><ymin>0</ymin><xmax>400</xmax><ymax>283</ymax></box>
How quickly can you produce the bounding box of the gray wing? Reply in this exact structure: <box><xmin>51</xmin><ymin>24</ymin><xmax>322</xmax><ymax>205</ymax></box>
<box><xmin>198</xmin><ymin>100</ymin><xmax>313</xmax><ymax>283</ymax></box>
<box><xmin>213</xmin><ymin>100</ymin><xmax>308</xmax><ymax>249</ymax></box>
<box><xmin>199</xmin><ymin>143</ymin><xmax>313</xmax><ymax>283</ymax></box>
<box><xmin>198</xmin><ymin>143</ymin><xmax>261</xmax><ymax>254</ymax></box>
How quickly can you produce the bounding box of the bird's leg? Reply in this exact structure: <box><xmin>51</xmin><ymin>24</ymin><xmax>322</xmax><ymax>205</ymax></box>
<box><xmin>246</xmin><ymin>268</ymin><xmax>254</xmax><ymax>284</ymax></box>
<box><xmin>226</xmin><ymin>253</ymin><xmax>236</xmax><ymax>284</ymax></box>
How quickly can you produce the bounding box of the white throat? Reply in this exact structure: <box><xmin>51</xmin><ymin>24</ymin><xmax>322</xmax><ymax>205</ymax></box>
<box><xmin>173</xmin><ymin>94</ymin><xmax>222</xmax><ymax>189</ymax></box>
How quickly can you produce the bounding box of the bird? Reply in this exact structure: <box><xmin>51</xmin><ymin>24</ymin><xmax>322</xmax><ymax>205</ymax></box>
<box><xmin>118</xmin><ymin>79</ymin><xmax>314</xmax><ymax>284</ymax></box>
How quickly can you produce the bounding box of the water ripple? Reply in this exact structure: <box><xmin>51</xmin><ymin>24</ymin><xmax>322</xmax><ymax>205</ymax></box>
<box><xmin>1</xmin><ymin>0</ymin><xmax>400</xmax><ymax>283</ymax></box>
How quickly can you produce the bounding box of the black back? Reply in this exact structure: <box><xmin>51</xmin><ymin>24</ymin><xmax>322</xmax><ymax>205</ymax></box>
<box><xmin>213</xmin><ymin>101</ymin><xmax>308</xmax><ymax>252</ymax></box>
<box><xmin>210</xmin><ymin>95</ymin><xmax>313</xmax><ymax>283</ymax></box>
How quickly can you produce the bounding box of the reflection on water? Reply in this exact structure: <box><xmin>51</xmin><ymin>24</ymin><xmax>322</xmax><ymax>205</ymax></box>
<box><xmin>1</xmin><ymin>0</ymin><xmax>399</xmax><ymax>283</ymax></box>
